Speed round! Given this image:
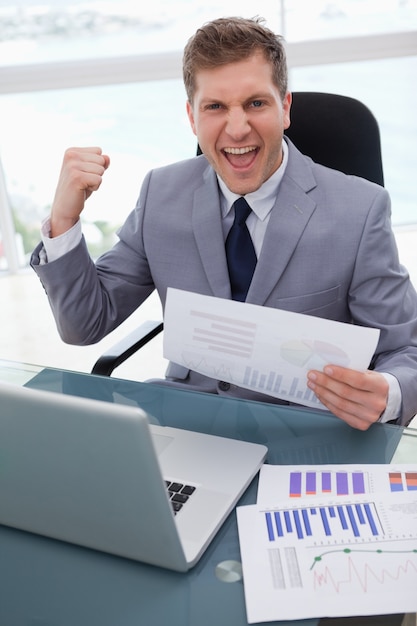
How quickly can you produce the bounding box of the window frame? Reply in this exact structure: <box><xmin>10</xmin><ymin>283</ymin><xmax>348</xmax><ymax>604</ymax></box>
<box><xmin>1</xmin><ymin>30</ymin><xmax>416</xmax><ymax>272</ymax></box>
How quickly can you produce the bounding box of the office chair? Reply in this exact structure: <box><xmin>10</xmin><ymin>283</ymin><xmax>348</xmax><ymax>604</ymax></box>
<box><xmin>284</xmin><ymin>92</ymin><xmax>384</xmax><ymax>186</ymax></box>
<box><xmin>91</xmin><ymin>91</ymin><xmax>384</xmax><ymax>376</ymax></box>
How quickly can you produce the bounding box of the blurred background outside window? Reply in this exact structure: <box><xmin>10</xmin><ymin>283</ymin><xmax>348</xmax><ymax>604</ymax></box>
<box><xmin>0</xmin><ymin>0</ymin><xmax>416</xmax><ymax>271</ymax></box>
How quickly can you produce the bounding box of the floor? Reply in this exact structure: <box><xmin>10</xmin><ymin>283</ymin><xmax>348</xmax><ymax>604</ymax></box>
<box><xmin>2</xmin><ymin>226</ymin><xmax>417</xmax><ymax>384</ymax></box>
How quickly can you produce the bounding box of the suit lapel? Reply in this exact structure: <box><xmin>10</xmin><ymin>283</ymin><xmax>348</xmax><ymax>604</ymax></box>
<box><xmin>247</xmin><ymin>147</ymin><xmax>318</xmax><ymax>305</ymax></box>
<box><xmin>192</xmin><ymin>166</ymin><xmax>231</xmax><ymax>299</ymax></box>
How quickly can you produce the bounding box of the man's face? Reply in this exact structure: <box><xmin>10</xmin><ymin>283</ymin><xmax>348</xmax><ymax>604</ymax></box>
<box><xmin>186</xmin><ymin>51</ymin><xmax>291</xmax><ymax>195</ymax></box>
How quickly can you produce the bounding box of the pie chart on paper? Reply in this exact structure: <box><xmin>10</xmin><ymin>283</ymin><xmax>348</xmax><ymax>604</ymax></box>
<box><xmin>280</xmin><ymin>339</ymin><xmax>350</xmax><ymax>370</ymax></box>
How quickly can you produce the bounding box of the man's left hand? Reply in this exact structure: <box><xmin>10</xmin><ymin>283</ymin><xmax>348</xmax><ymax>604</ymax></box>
<box><xmin>307</xmin><ymin>365</ymin><xmax>389</xmax><ymax>430</ymax></box>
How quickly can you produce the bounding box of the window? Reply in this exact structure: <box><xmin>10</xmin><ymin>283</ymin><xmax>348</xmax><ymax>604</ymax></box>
<box><xmin>1</xmin><ymin>1</ymin><xmax>415</xmax><ymax>67</ymax></box>
<box><xmin>1</xmin><ymin>1</ymin><xmax>416</xmax><ymax>270</ymax></box>
<box><xmin>0</xmin><ymin>79</ymin><xmax>195</xmax><ymax>265</ymax></box>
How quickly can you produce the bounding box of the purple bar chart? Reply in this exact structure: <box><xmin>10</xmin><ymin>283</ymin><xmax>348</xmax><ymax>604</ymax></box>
<box><xmin>289</xmin><ymin>470</ymin><xmax>367</xmax><ymax>498</ymax></box>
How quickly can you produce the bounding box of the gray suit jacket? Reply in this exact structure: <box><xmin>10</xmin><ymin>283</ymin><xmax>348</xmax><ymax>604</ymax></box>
<box><xmin>31</xmin><ymin>139</ymin><xmax>417</xmax><ymax>425</ymax></box>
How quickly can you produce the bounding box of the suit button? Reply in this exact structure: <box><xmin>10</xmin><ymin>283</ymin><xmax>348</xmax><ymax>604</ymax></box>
<box><xmin>219</xmin><ymin>381</ymin><xmax>231</xmax><ymax>391</ymax></box>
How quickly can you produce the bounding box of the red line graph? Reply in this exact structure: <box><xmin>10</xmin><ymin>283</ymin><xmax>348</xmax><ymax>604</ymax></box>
<box><xmin>313</xmin><ymin>553</ymin><xmax>417</xmax><ymax>593</ymax></box>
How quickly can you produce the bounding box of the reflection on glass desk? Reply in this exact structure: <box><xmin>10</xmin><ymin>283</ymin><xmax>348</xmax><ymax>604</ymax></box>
<box><xmin>0</xmin><ymin>359</ymin><xmax>416</xmax><ymax>626</ymax></box>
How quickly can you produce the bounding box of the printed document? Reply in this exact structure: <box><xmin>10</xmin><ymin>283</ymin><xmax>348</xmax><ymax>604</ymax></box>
<box><xmin>236</xmin><ymin>463</ymin><xmax>417</xmax><ymax>623</ymax></box>
<box><xmin>163</xmin><ymin>288</ymin><xmax>380</xmax><ymax>409</ymax></box>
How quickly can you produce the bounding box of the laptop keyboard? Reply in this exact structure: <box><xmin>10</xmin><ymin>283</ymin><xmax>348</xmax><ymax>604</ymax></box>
<box><xmin>165</xmin><ymin>480</ymin><xmax>196</xmax><ymax>515</ymax></box>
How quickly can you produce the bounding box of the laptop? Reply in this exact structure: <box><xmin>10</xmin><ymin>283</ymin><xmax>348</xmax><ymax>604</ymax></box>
<box><xmin>0</xmin><ymin>381</ymin><xmax>267</xmax><ymax>571</ymax></box>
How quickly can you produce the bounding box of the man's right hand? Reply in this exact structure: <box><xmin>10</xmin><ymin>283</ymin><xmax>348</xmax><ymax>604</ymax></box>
<box><xmin>50</xmin><ymin>147</ymin><xmax>110</xmax><ymax>237</ymax></box>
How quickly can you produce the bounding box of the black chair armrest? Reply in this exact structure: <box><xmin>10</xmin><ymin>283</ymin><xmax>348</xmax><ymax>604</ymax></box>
<box><xmin>91</xmin><ymin>320</ymin><xmax>164</xmax><ymax>377</ymax></box>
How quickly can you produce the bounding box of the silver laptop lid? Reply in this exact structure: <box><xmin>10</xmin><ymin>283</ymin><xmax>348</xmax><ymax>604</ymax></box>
<box><xmin>0</xmin><ymin>382</ymin><xmax>267</xmax><ymax>571</ymax></box>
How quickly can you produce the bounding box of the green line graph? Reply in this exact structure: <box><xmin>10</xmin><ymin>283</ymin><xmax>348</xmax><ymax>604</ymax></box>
<box><xmin>310</xmin><ymin>547</ymin><xmax>417</xmax><ymax>570</ymax></box>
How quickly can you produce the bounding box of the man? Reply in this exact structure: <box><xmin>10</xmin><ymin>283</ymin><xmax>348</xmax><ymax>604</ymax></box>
<box><xmin>31</xmin><ymin>16</ymin><xmax>417</xmax><ymax>429</ymax></box>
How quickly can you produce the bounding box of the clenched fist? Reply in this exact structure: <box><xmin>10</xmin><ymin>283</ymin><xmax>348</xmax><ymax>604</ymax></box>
<box><xmin>50</xmin><ymin>147</ymin><xmax>110</xmax><ymax>237</ymax></box>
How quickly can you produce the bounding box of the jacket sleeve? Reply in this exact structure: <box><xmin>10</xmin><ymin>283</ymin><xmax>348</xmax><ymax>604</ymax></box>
<box><xmin>348</xmin><ymin>186</ymin><xmax>417</xmax><ymax>425</ymax></box>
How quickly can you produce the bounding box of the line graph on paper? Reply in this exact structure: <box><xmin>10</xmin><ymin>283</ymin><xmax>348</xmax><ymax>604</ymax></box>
<box><xmin>181</xmin><ymin>351</ymin><xmax>236</xmax><ymax>380</ymax></box>
<box><xmin>308</xmin><ymin>544</ymin><xmax>417</xmax><ymax>595</ymax></box>
<box><xmin>237</xmin><ymin>486</ymin><xmax>417</xmax><ymax>623</ymax></box>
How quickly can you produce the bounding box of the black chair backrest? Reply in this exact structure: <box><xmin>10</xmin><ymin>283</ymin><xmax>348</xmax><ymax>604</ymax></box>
<box><xmin>284</xmin><ymin>91</ymin><xmax>384</xmax><ymax>186</ymax></box>
<box><xmin>197</xmin><ymin>91</ymin><xmax>384</xmax><ymax>186</ymax></box>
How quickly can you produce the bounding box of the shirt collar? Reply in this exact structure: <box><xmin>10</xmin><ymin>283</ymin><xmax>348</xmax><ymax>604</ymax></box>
<box><xmin>218</xmin><ymin>138</ymin><xmax>289</xmax><ymax>221</ymax></box>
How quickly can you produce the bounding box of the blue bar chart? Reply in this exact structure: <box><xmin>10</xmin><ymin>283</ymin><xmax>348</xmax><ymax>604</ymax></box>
<box><xmin>264</xmin><ymin>501</ymin><xmax>382</xmax><ymax>542</ymax></box>
<box><xmin>242</xmin><ymin>366</ymin><xmax>322</xmax><ymax>405</ymax></box>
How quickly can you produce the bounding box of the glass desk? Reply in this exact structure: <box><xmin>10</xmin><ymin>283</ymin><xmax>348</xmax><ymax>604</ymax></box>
<box><xmin>1</xmin><ymin>359</ymin><xmax>416</xmax><ymax>626</ymax></box>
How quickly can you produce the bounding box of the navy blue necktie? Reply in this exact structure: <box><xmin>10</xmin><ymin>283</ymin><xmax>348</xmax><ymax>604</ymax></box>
<box><xmin>225</xmin><ymin>197</ymin><xmax>257</xmax><ymax>301</ymax></box>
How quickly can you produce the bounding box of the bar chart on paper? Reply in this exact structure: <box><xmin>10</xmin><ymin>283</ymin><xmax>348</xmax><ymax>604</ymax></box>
<box><xmin>257</xmin><ymin>464</ymin><xmax>417</xmax><ymax>504</ymax></box>
<box><xmin>389</xmin><ymin>471</ymin><xmax>417</xmax><ymax>492</ymax></box>
<box><xmin>237</xmin><ymin>478</ymin><xmax>417</xmax><ymax>622</ymax></box>
<box><xmin>242</xmin><ymin>366</ymin><xmax>323</xmax><ymax>406</ymax></box>
<box><xmin>264</xmin><ymin>500</ymin><xmax>383</xmax><ymax>542</ymax></box>
<box><xmin>288</xmin><ymin>470</ymin><xmax>368</xmax><ymax>498</ymax></box>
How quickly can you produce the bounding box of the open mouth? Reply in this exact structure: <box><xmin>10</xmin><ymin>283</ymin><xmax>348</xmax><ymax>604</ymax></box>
<box><xmin>222</xmin><ymin>146</ymin><xmax>258</xmax><ymax>168</ymax></box>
